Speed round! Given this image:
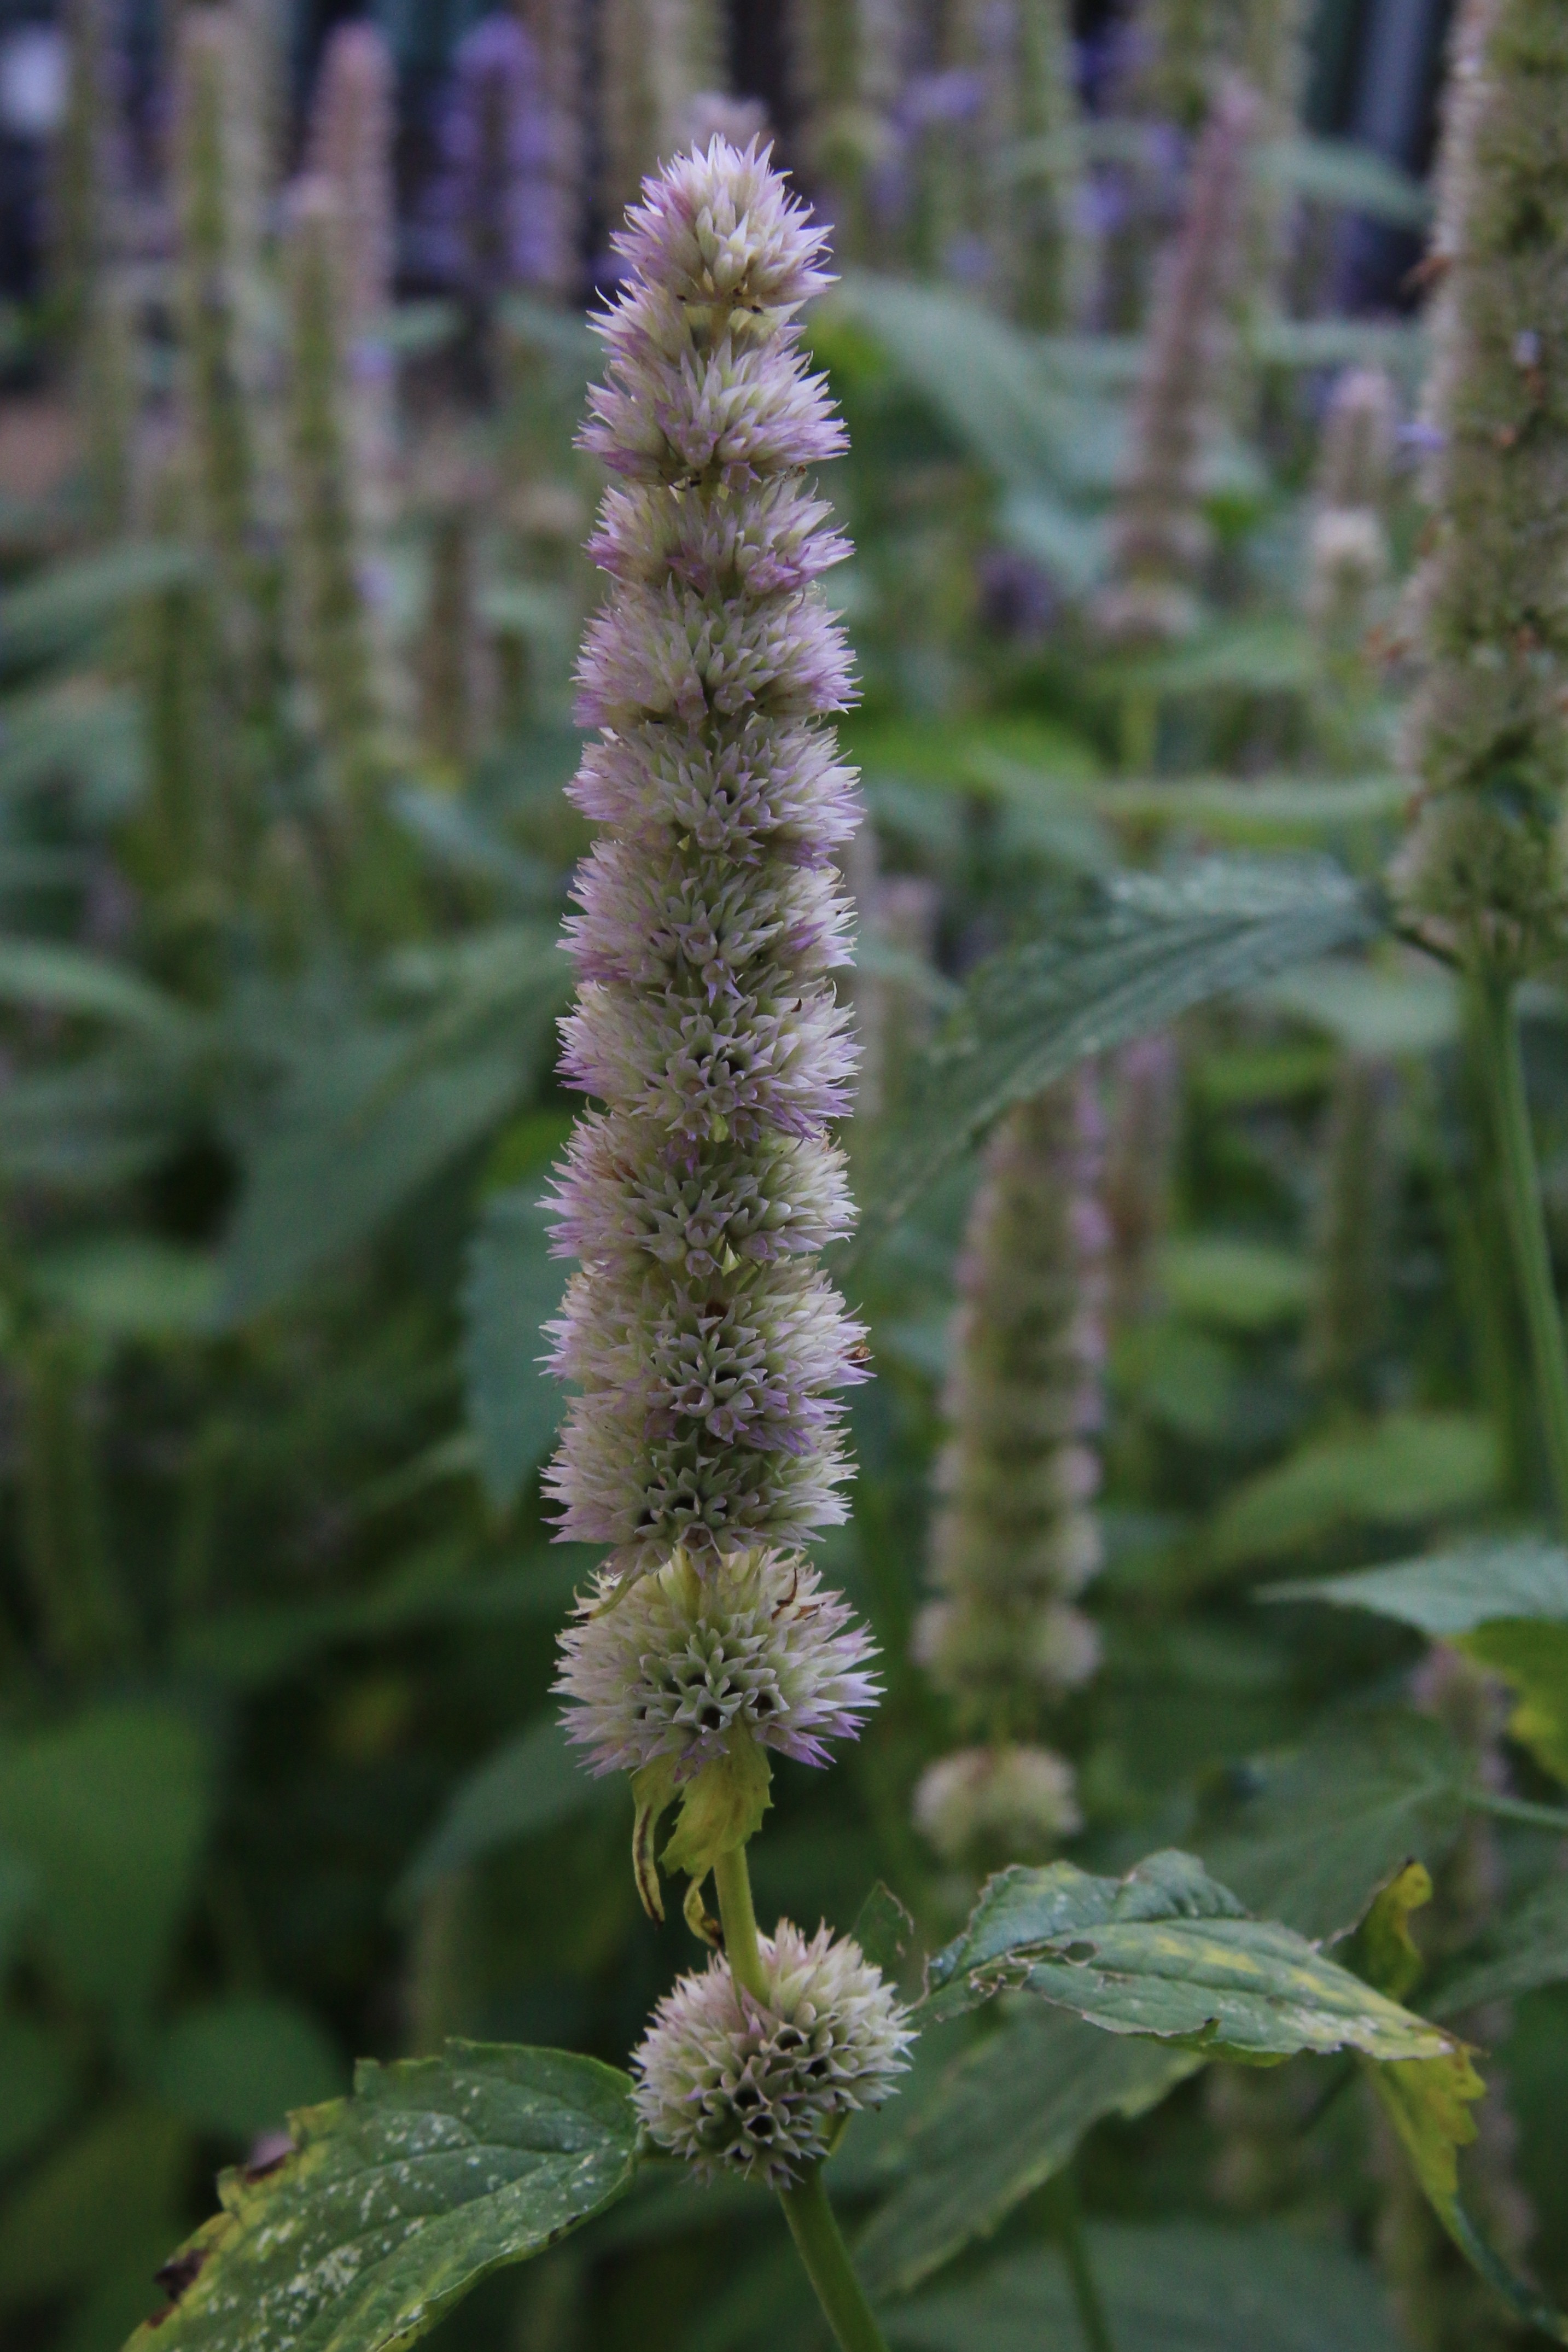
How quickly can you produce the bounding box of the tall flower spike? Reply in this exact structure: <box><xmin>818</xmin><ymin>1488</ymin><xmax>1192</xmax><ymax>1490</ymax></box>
<box><xmin>545</xmin><ymin>138</ymin><xmax>866</xmax><ymax>1586</ymax></box>
<box><xmin>434</xmin><ymin>14</ymin><xmax>554</xmax><ymax>307</ymax></box>
<box><xmin>947</xmin><ymin>0</ymin><xmax>1079</xmax><ymax>326</ymax></box>
<box><xmin>1094</xmin><ymin>75</ymin><xmax>1258</xmax><ymax>645</ymax></box>
<box><xmin>307</xmin><ymin>23</ymin><xmax>395</xmax><ymax>335</ymax></box>
<box><xmin>1307</xmin><ymin>366</ymin><xmax>1396</xmax><ymax>657</ymax></box>
<box><xmin>913</xmin><ymin>1075</ymin><xmax>1107</xmax><ymax>1869</ymax></box>
<box><xmin>790</xmin><ymin>0</ymin><xmax>902</xmax><ymax>270</ymax></box>
<box><xmin>1391</xmin><ymin>0</ymin><xmax>1568</xmax><ymax>975</ymax></box>
<box><xmin>600</xmin><ymin>0</ymin><xmax>729</xmax><ymax>236</ymax></box>
<box><xmin>519</xmin><ymin>0</ymin><xmax>586</xmax><ymax>296</ymax></box>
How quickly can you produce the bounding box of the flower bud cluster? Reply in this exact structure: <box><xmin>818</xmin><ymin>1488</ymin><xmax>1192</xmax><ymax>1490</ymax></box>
<box><xmin>1095</xmin><ymin>76</ymin><xmax>1258</xmax><ymax>645</ymax></box>
<box><xmin>913</xmin><ymin>1075</ymin><xmax>1108</xmax><ymax>1866</ymax></box>
<box><xmin>1392</xmin><ymin>0</ymin><xmax>1568</xmax><ymax>974</ymax></box>
<box><xmin>545</xmin><ymin>138</ymin><xmax>868</xmax><ymax>1586</ymax></box>
<box><xmin>632</xmin><ymin>1921</ymin><xmax>913</xmax><ymax>2184</ymax></box>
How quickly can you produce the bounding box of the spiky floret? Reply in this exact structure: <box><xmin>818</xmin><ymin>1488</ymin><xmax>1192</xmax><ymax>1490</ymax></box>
<box><xmin>556</xmin><ymin>1545</ymin><xmax>879</xmax><ymax>1775</ymax></box>
<box><xmin>632</xmin><ymin>1920</ymin><xmax>913</xmax><ymax>2184</ymax></box>
<box><xmin>545</xmin><ymin>139</ymin><xmax>867</xmax><ymax>1583</ymax></box>
<box><xmin>1392</xmin><ymin>0</ymin><xmax>1568</xmax><ymax>973</ymax></box>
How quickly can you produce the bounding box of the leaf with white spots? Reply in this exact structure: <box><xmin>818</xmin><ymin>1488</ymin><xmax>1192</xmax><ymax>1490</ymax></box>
<box><xmin>120</xmin><ymin>2042</ymin><xmax>639</xmax><ymax>2352</ymax></box>
<box><xmin>919</xmin><ymin>1849</ymin><xmax>1460</xmax><ymax>2066</ymax></box>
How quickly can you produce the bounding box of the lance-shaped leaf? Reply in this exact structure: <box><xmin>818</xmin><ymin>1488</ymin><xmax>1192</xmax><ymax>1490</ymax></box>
<box><xmin>121</xmin><ymin>2043</ymin><xmax>639</xmax><ymax>2352</ymax></box>
<box><xmin>849</xmin><ymin>859</ymin><xmax>1376</xmax><ymax>1262</ymax></box>
<box><xmin>920</xmin><ymin>1849</ymin><xmax>1460</xmax><ymax>2068</ymax></box>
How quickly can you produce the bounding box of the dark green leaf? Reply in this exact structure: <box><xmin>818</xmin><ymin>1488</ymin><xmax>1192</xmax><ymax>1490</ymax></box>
<box><xmin>1429</xmin><ymin>1873</ymin><xmax>1568</xmax><ymax>2018</ymax></box>
<box><xmin>1094</xmin><ymin>773</ymin><xmax>1406</xmax><ymax>846</ymax></box>
<box><xmin>1206</xmin><ymin>1413</ymin><xmax>1501</xmax><ymax>1570</ymax></box>
<box><xmin>0</xmin><ymin>2103</ymin><xmax>189</xmax><ymax>2305</ymax></box>
<box><xmin>1191</xmin><ymin>1709</ymin><xmax>1468</xmax><ymax>1943</ymax></box>
<box><xmin>462</xmin><ymin>1190</ymin><xmax>569</xmax><ymax>1511</ymax></box>
<box><xmin>853</xmin><ymin>859</ymin><xmax>1376</xmax><ymax>1261</ymax></box>
<box><xmin>149</xmin><ymin>1998</ymin><xmax>345</xmax><ymax>2140</ymax></box>
<box><xmin>885</xmin><ymin>2221</ymin><xmax>1398</xmax><ymax>2351</ymax></box>
<box><xmin>0</xmin><ymin>939</ymin><xmax>193</xmax><ymax>1039</ymax></box>
<box><xmin>1159</xmin><ymin>1237</ymin><xmax>1313</xmax><ymax>1330</ymax></box>
<box><xmin>854</xmin><ymin>2010</ymin><xmax>1196</xmax><ymax>2298</ymax></box>
<box><xmin>33</xmin><ymin>1236</ymin><xmax>218</xmax><ymax>1342</ymax></box>
<box><xmin>852</xmin><ymin>1883</ymin><xmax>916</xmax><ymax>1978</ymax></box>
<box><xmin>397</xmin><ymin>1717</ymin><xmax>610</xmax><ymax>1907</ymax></box>
<box><xmin>1266</xmin><ymin>1535</ymin><xmax>1568</xmax><ymax>1634</ymax></box>
<box><xmin>921</xmin><ymin>1848</ymin><xmax>1459</xmax><ymax>2063</ymax></box>
<box><xmin>0</xmin><ymin>540</ymin><xmax>200</xmax><ymax>666</ymax></box>
<box><xmin>0</xmin><ymin>1702</ymin><xmax>213</xmax><ymax>2025</ymax></box>
<box><xmin>122</xmin><ymin>2043</ymin><xmax>639</xmax><ymax>2352</ymax></box>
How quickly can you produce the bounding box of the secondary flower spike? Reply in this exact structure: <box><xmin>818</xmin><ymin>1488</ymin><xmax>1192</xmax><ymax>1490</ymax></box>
<box><xmin>545</xmin><ymin>138</ymin><xmax>867</xmax><ymax>1585</ymax></box>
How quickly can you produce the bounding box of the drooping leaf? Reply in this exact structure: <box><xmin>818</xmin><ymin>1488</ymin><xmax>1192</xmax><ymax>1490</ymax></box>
<box><xmin>1428</xmin><ymin>1872</ymin><xmax>1568</xmax><ymax>2017</ymax></box>
<box><xmin>1248</xmin><ymin>317</ymin><xmax>1426</xmax><ymax>377</ymax></box>
<box><xmin>1159</xmin><ymin>1236</ymin><xmax>1313</xmax><ymax>1331</ymax></box>
<box><xmin>884</xmin><ymin>2221</ymin><xmax>1398</xmax><ymax>2351</ymax></box>
<box><xmin>0</xmin><ymin>540</ymin><xmax>201</xmax><ymax>666</ymax></box>
<box><xmin>0</xmin><ymin>1702</ymin><xmax>213</xmax><ymax>2026</ymax></box>
<box><xmin>397</xmin><ymin>1716</ymin><xmax>611</xmax><ymax>1907</ymax></box>
<box><xmin>0</xmin><ymin>938</ymin><xmax>194</xmax><ymax>1039</ymax></box>
<box><xmin>1356</xmin><ymin>1861</ymin><xmax>1434</xmax><ymax>2003</ymax></box>
<box><xmin>1109</xmin><ymin>617</ymin><xmax>1314</xmax><ymax>698</ymax></box>
<box><xmin>149</xmin><ymin>1997</ymin><xmax>345</xmax><ymax>2140</ymax></box>
<box><xmin>852</xmin><ymin>858</ymin><xmax>1375</xmax><ymax>1261</ymax></box>
<box><xmin>224</xmin><ymin>1039</ymin><xmax>531</xmax><ymax>1320</ymax></box>
<box><xmin>0</xmin><ymin>1046</ymin><xmax>195</xmax><ymax>1192</ymax></box>
<box><xmin>920</xmin><ymin>1849</ymin><xmax>1460</xmax><ymax>2066</ymax></box>
<box><xmin>120</xmin><ymin>2043</ymin><xmax>639</xmax><ymax>2352</ymax></box>
<box><xmin>0</xmin><ymin>677</ymin><xmax>144</xmax><ymax>813</ymax></box>
<box><xmin>1095</xmin><ymin>773</ymin><xmax>1406</xmax><ymax>847</ymax></box>
<box><xmin>1205</xmin><ymin>1413</ymin><xmax>1501</xmax><ymax>1571</ymax></box>
<box><xmin>462</xmin><ymin>1189</ymin><xmax>569</xmax><ymax>1512</ymax></box>
<box><xmin>854</xmin><ymin>2010</ymin><xmax>1197</xmax><ymax>2298</ymax></box>
<box><xmin>1190</xmin><ymin>1709</ymin><xmax>1468</xmax><ymax>1943</ymax></box>
<box><xmin>1364</xmin><ymin>2051</ymin><xmax>1568</xmax><ymax>2342</ymax></box>
<box><xmin>1459</xmin><ymin>1620</ymin><xmax>1568</xmax><ymax>1785</ymax></box>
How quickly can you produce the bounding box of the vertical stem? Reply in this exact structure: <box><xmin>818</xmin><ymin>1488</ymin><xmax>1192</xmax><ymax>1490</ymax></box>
<box><xmin>713</xmin><ymin>1844</ymin><xmax>767</xmax><ymax>2003</ymax></box>
<box><xmin>778</xmin><ymin>2162</ymin><xmax>894</xmax><ymax>2352</ymax></box>
<box><xmin>1053</xmin><ymin>2171</ymin><xmax>1118</xmax><ymax>2352</ymax></box>
<box><xmin>1474</xmin><ymin>973</ymin><xmax>1568</xmax><ymax>1532</ymax></box>
<box><xmin>713</xmin><ymin>1847</ymin><xmax>892</xmax><ymax>2352</ymax></box>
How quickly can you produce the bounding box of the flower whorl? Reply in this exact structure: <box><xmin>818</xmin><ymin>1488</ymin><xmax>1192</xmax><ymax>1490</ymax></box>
<box><xmin>556</xmin><ymin>1546</ymin><xmax>879</xmax><ymax>1777</ymax></box>
<box><xmin>1392</xmin><ymin>0</ymin><xmax>1568</xmax><ymax>973</ymax></box>
<box><xmin>545</xmin><ymin>139</ymin><xmax>867</xmax><ymax>1586</ymax></box>
<box><xmin>632</xmin><ymin>1920</ymin><xmax>913</xmax><ymax>2184</ymax></box>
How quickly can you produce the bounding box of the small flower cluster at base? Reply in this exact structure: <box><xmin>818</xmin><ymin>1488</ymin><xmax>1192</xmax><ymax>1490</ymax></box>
<box><xmin>555</xmin><ymin>1545</ymin><xmax>879</xmax><ymax>1777</ymax></box>
<box><xmin>632</xmin><ymin>1920</ymin><xmax>913</xmax><ymax>2185</ymax></box>
<box><xmin>912</xmin><ymin>1742</ymin><xmax>1081</xmax><ymax>1867</ymax></box>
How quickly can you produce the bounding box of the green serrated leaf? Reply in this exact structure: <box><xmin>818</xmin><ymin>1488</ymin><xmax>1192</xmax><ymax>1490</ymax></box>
<box><xmin>921</xmin><ymin>1849</ymin><xmax>1460</xmax><ymax>2065</ymax></box>
<box><xmin>121</xmin><ymin>2044</ymin><xmax>639</xmax><ymax>2352</ymax></box>
<box><xmin>854</xmin><ymin>2011</ymin><xmax>1196</xmax><ymax>2298</ymax></box>
<box><xmin>397</xmin><ymin>1716</ymin><xmax>611</xmax><ymax>1909</ymax></box>
<box><xmin>1192</xmin><ymin>1709</ymin><xmax>1467</xmax><ymax>1944</ymax></box>
<box><xmin>1356</xmin><ymin>1861</ymin><xmax>1432</xmax><ymax>2003</ymax></box>
<box><xmin>462</xmin><ymin>1190</ymin><xmax>569</xmax><ymax>1512</ymax></box>
<box><xmin>853</xmin><ymin>859</ymin><xmax>1375</xmax><ymax>1262</ymax></box>
<box><xmin>1206</xmin><ymin>1413</ymin><xmax>1501</xmax><ymax>1570</ymax></box>
<box><xmin>885</xmin><ymin>2220</ymin><xmax>1398</xmax><ymax>2351</ymax></box>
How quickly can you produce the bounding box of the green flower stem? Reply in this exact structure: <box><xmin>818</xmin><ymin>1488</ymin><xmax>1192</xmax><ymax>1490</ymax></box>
<box><xmin>713</xmin><ymin>1844</ymin><xmax>892</xmax><ymax>2352</ymax></box>
<box><xmin>778</xmin><ymin>2161</ymin><xmax>894</xmax><ymax>2352</ymax></box>
<box><xmin>713</xmin><ymin>1845</ymin><xmax>766</xmax><ymax>2004</ymax></box>
<box><xmin>1052</xmin><ymin>2173</ymin><xmax>1118</xmax><ymax>2352</ymax></box>
<box><xmin>1476</xmin><ymin>974</ymin><xmax>1568</xmax><ymax>1533</ymax></box>
<box><xmin>1465</xmin><ymin>1786</ymin><xmax>1568</xmax><ymax>1836</ymax></box>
